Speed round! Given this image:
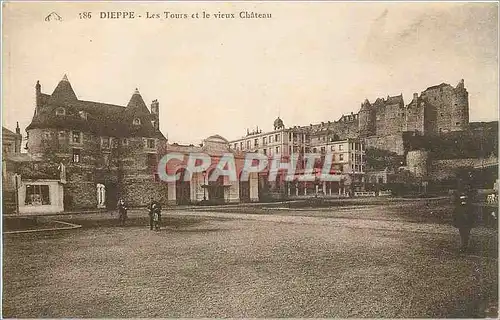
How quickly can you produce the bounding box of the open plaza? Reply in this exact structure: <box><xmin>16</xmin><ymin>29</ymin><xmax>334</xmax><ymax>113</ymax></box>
<box><xmin>2</xmin><ymin>198</ymin><xmax>498</xmax><ymax>318</ymax></box>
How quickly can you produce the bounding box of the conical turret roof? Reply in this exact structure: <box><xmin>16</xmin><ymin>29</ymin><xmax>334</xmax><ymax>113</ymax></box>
<box><xmin>126</xmin><ymin>88</ymin><xmax>149</xmax><ymax>113</ymax></box>
<box><xmin>50</xmin><ymin>74</ymin><xmax>77</xmax><ymax>102</ymax></box>
<box><xmin>360</xmin><ymin>99</ymin><xmax>371</xmax><ymax>111</ymax></box>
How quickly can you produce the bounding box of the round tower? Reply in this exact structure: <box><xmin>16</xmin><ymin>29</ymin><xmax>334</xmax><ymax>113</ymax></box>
<box><xmin>358</xmin><ymin>99</ymin><xmax>374</xmax><ymax>137</ymax></box>
<box><xmin>450</xmin><ymin>79</ymin><xmax>469</xmax><ymax>132</ymax></box>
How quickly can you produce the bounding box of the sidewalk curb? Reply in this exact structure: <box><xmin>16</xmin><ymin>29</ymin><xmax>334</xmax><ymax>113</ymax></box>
<box><xmin>4</xmin><ymin>220</ymin><xmax>82</xmax><ymax>235</ymax></box>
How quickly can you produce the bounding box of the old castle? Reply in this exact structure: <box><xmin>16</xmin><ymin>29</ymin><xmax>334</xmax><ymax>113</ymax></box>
<box><xmin>304</xmin><ymin>79</ymin><xmax>469</xmax><ymax>154</ymax></box>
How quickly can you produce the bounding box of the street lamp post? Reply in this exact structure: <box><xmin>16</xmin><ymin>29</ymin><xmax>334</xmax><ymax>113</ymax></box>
<box><xmin>202</xmin><ymin>170</ymin><xmax>207</xmax><ymax>201</ymax></box>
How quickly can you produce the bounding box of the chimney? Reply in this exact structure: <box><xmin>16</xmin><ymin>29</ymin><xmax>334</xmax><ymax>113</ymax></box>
<box><xmin>150</xmin><ymin>99</ymin><xmax>160</xmax><ymax>131</ymax></box>
<box><xmin>413</xmin><ymin>93</ymin><xmax>418</xmax><ymax>100</ymax></box>
<box><xmin>16</xmin><ymin>122</ymin><xmax>20</xmax><ymax>134</ymax></box>
<box><xmin>35</xmin><ymin>80</ymin><xmax>41</xmax><ymax>108</ymax></box>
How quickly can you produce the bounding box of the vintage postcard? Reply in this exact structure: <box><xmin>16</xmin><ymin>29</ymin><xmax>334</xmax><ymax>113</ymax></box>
<box><xmin>2</xmin><ymin>1</ymin><xmax>498</xmax><ymax>318</ymax></box>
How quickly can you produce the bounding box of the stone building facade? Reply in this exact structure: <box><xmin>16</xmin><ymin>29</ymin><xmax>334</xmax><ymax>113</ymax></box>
<box><xmin>270</xmin><ymin>79</ymin><xmax>469</xmax><ymax>155</ymax></box>
<box><xmin>24</xmin><ymin>75</ymin><xmax>168</xmax><ymax>210</ymax></box>
<box><xmin>229</xmin><ymin>117</ymin><xmax>366</xmax><ymax>198</ymax></box>
<box><xmin>160</xmin><ymin>135</ymin><xmax>259</xmax><ymax>205</ymax></box>
<box><xmin>358</xmin><ymin>79</ymin><xmax>469</xmax><ymax>154</ymax></box>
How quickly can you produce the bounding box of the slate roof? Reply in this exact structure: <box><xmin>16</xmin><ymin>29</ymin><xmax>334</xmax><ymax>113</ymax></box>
<box><xmin>2</xmin><ymin>127</ymin><xmax>19</xmax><ymax>138</ymax></box>
<box><xmin>27</xmin><ymin>75</ymin><xmax>165</xmax><ymax>139</ymax></box>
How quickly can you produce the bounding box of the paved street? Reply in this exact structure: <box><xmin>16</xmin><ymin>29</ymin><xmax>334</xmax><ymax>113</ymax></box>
<box><xmin>2</xmin><ymin>200</ymin><xmax>498</xmax><ymax>318</ymax></box>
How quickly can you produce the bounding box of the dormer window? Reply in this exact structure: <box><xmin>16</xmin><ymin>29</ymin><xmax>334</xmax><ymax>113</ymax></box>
<box><xmin>133</xmin><ymin>118</ymin><xmax>141</xmax><ymax>125</ymax></box>
<box><xmin>79</xmin><ymin>111</ymin><xmax>88</xmax><ymax>120</ymax></box>
<box><xmin>55</xmin><ymin>107</ymin><xmax>66</xmax><ymax>116</ymax></box>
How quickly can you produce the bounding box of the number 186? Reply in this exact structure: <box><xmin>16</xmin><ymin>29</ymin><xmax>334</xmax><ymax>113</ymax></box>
<box><xmin>79</xmin><ymin>12</ymin><xmax>92</xmax><ymax>19</ymax></box>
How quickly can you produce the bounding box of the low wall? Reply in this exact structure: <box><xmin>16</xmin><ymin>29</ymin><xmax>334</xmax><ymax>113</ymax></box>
<box><xmin>430</xmin><ymin>158</ymin><xmax>492</xmax><ymax>180</ymax></box>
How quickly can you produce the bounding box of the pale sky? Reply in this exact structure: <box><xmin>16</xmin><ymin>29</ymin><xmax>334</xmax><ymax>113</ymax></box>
<box><xmin>2</xmin><ymin>2</ymin><xmax>498</xmax><ymax>145</ymax></box>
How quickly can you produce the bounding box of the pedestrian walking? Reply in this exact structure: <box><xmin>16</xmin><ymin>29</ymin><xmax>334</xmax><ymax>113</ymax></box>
<box><xmin>452</xmin><ymin>183</ymin><xmax>476</xmax><ymax>254</ymax></box>
<box><xmin>117</xmin><ymin>198</ymin><xmax>128</xmax><ymax>225</ymax></box>
<box><xmin>148</xmin><ymin>197</ymin><xmax>162</xmax><ymax>230</ymax></box>
<box><xmin>152</xmin><ymin>204</ymin><xmax>161</xmax><ymax>231</ymax></box>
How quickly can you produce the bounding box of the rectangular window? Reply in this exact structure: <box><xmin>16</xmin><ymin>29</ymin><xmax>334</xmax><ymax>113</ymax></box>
<box><xmin>122</xmin><ymin>138</ymin><xmax>128</xmax><ymax>146</ymax></box>
<box><xmin>147</xmin><ymin>139</ymin><xmax>156</xmax><ymax>149</ymax></box>
<box><xmin>339</xmin><ymin>144</ymin><xmax>343</xmax><ymax>151</ymax></box>
<box><xmin>103</xmin><ymin>154</ymin><xmax>110</xmax><ymax>167</ymax></box>
<box><xmin>320</xmin><ymin>147</ymin><xmax>326</xmax><ymax>153</ymax></box>
<box><xmin>101</xmin><ymin>137</ymin><xmax>110</xmax><ymax>149</ymax></box>
<box><xmin>276</xmin><ymin>146</ymin><xmax>280</xmax><ymax>154</ymax></box>
<box><xmin>234</xmin><ymin>143</ymin><xmax>237</xmax><ymax>149</ymax></box>
<box><xmin>254</xmin><ymin>138</ymin><xmax>258</xmax><ymax>147</ymax></box>
<box><xmin>72</xmin><ymin>131</ymin><xmax>82</xmax><ymax>144</ymax></box>
<box><xmin>72</xmin><ymin>148</ymin><xmax>81</xmax><ymax>163</ymax></box>
<box><xmin>263</xmin><ymin>148</ymin><xmax>267</xmax><ymax>155</ymax></box>
<box><xmin>246</xmin><ymin>140</ymin><xmax>251</xmax><ymax>149</ymax></box>
<box><xmin>240</xmin><ymin>142</ymin><xmax>243</xmax><ymax>149</ymax></box>
<box><xmin>332</xmin><ymin>154</ymin><xmax>336</xmax><ymax>161</ymax></box>
<box><xmin>25</xmin><ymin>185</ymin><xmax>50</xmax><ymax>205</ymax></box>
<box><xmin>339</xmin><ymin>154</ymin><xmax>344</xmax><ymax>161</ymax></box>
<box><xmin>263</xmin><ymin>137</ymin><xmax>267</xmax><ymax>145</ymax></box>
<box><xmin>269</xmin><ymin>135</ymin><xmax>273</xmax><ymax>143</ymax></box>
<box><xmin>331</xmin><ymin>145</ymin><xmax>335</xmax><ymax>151</ymax></box>
<box><xmin>276</xmin><ymin>134</ymin><xmax>280</xmax><ymax>142</ymax></box>
<box><xmin>147</xmin><ymin>153</ymin><xmax>157</xmax><ymax>168</ymax></box>
<box><xmin>111</xmin><ymin>138</ymin><xmax>119</xmax><ymax>149</ymax></box>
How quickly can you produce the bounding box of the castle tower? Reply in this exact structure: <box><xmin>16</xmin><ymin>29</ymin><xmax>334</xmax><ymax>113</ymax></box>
<box><xmin>358</xmin><ymin>99</ymin><xmax>375</xmax><ymax>137</ymax></box>
<box><xmin>450</xmin><ymin>79</ymin><xmax>469</xmax><ymax>132</ymax></box>
<box><xmin>151</xmin><ymin>99</ymin><xmax>160</xmax><ymax>131</ymax></box>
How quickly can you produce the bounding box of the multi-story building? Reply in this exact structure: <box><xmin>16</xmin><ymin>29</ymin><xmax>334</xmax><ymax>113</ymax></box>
<box><xmin>2</xmin><ymin>124</ymin><xmax>24</xmax><ymax>214</ymax></box>
<box><xmin>2</xmin><ymin>124</ymin><xmax>22</xmax><ymax>154</ymax></box>
<box><xmin>21</xmin><ymin>75</ymin><xmax>168</xmax><ymax>211</ymax></box>
<box><xmin>230</xmin><ymin>117</ymin><xmax>308</xmax><ymax>157</ymax></box>
<box><xmin>229</xmin><ymin>117</ymin><xmax>366</xmax><ymax>198</ymax></box>
<box><xmin>270</xmin><ymin>79</ymin><xmax>470</xmax><ymax>156</ymax></box>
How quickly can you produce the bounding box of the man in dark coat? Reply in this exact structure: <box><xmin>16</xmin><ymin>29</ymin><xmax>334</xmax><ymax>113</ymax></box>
<box><xmin>148</xmin><ymin>198</ymin><xmax>162</xmax><ymax>230</ymax></box>
<box><xmin>453</xmin><ymin>183</ymin><xmax>476</xmax><ymax>253</ymax></box>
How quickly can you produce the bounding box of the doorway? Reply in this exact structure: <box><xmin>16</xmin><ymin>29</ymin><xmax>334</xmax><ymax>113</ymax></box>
<box><xmin>175</xmin><ymin>168</ymin><xmax>191</xmax><ymax>205</ymax></box>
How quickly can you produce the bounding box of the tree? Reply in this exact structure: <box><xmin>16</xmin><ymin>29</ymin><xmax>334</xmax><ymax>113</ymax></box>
<box><xmin>365</xmin><ymin>148</ymin><xmax>404</xmax><ymax>171</ymax></box>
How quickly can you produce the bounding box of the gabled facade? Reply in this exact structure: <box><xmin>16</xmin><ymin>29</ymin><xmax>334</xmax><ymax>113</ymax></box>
<box><xmin>24</xmin><ymin>75</ymin><xmax>168</xmax><ymax>210</ymax></box>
